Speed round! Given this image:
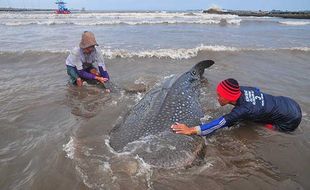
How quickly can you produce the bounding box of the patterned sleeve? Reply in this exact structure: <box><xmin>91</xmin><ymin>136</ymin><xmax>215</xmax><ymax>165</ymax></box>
<box><xmin>195</xmin><ymin>116</ymin><xmax>228</xmax><ymax>136</ymax></box>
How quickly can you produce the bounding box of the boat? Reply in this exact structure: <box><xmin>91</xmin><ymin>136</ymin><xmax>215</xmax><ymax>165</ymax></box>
<box><xmin>55</xmin><ymin>0</ymin><xmax>71</xmax><ymax>14</ymax></box>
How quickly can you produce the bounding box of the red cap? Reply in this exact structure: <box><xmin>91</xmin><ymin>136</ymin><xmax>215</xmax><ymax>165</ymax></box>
<box><xmin>216</xmin><ymin>78</ymin><xmax>241</xmax><ymax>102</ymax></box>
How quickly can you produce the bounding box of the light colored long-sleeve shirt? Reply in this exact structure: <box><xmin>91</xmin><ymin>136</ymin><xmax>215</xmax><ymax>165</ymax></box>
<box><xmin>66</xmin><ymin>47</ymin><xmax>109</xmax><ymax>80</ymax></box>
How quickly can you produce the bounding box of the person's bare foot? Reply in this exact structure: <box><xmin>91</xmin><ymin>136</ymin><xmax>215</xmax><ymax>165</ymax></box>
<box><xmin>76</xmin><ymin>78</ymin><xmax>83</xmax><ymax>87</ymax></box>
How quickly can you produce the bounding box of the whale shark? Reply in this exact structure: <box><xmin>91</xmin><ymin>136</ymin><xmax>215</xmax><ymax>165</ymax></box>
<box><xmin>109</xmin><ymin>60</ymin><xmax>215</xmax><ymax>168</ymax></box>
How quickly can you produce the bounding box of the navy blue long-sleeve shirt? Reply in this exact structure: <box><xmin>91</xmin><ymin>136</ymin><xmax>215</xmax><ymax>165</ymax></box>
<box><xmin>196</xmin><ymin>86</ymin><xmax>302</xmax><ymax>135</ymax></box>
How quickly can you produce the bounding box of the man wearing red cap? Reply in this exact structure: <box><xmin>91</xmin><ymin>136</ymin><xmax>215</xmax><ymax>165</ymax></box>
<box><xmin>66</xmin><ymin>31</ymin><xmax>110</xmax><ymax>91</ymax></box>
<box><xmin>171</xmin><ymin>78</ymin><xmax>302</xmax><ymax>135</ymax></box>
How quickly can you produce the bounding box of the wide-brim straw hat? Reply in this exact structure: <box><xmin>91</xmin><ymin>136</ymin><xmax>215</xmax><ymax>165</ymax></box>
<box><xmin>79</xmin><ymin>31</ymin><xmax>98</xmax><ymax>49</ymax></box>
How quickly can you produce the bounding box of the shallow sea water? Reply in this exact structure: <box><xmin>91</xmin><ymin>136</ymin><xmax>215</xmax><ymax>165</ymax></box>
<box><xmin>0</xmin><ymin>11</ymin><xmax>309</xmax><ymax>190</ymax></box>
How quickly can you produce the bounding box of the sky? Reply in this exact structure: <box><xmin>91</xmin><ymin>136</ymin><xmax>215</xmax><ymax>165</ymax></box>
<box><xmin>0</xmin><ymin>0</ymin><xmax>309</xmax><ymax>11</ymax></box>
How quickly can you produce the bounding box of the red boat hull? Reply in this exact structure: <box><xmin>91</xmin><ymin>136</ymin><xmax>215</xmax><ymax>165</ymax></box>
<box><xmin>55</xmin><ymin>10</ymin><xmax>71</xmax><ymax>14</ymax></box>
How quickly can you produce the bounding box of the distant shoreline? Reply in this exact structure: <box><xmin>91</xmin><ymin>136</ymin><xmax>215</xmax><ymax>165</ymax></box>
<box><xmin>0</xmin><ymin>8</ymin><xmax>55</xmax><ymax>12</ymax></box>
<box><xmin>203</xmin><ymin>9</ymin><xmax>310</xmax><ymax>19</ymax></box>
<box><xmin>0</xmin><ymin>8</ymin><xmax>84</xmax><ymax>12</ymax></box>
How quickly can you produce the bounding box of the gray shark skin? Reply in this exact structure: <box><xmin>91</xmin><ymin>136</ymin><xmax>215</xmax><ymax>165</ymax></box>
<box><xmin>109</xmin><ymin>60</ymin><xmax>215</xmax><ymax>168</ymax></box>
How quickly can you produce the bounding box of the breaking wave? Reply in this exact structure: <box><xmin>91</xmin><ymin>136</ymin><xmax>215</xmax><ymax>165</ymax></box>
<box><xmin>101</xmin><ymin>46</ymin><xmax>310</xmax><ymax>59</ymax></box>
<box><xmin>0</xmin><ymin>19</ymin><xmax>242</xmax><ymax>26</ymax></box>
<box><xmin>1</xmin><ymin>45</ymin><xmax>309</xmax><ymax>60</ymax></box>
<box><xmin>279</xmin><ymin>21</ymin><xmax>310</xmax><ymax>26</ymax></box>
<box><xmin>0</xmin><ymin>12</ymin><xmax>241</xmax><ymax>26</ymax></box>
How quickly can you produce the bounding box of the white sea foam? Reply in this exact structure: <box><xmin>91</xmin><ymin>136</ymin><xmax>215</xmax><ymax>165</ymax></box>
<box><xmin>279</xmin><ymin>21</ymin><xmax>310</xmax><ymax>26</ymax></box>
<box><xmin>63</xmin><ymin>136</ymin><xmax>75</xmax><ymax>159</ymax></box>
<box><xmin>104</xmin><ymin>45</ymin><xmax>242</xmax><ymax>59</ymax></box>
<box><xmin>1</xmin><ymin>20</ymin><xmax>241</xmax><ymax>26</ymax></box>
<box><xmin>163</xmin><ymin>74</ymin><xmax>176</xmax><ymax>80</ymax></box>
<box><xmin>134</xmin><ymin>92</ymin><xmax>144</xmax><ymax>102</ymax></box>
<box><xmin>102</xmin><ymin>45</ymin><xmax>239</xmax><ymax>59</ymax></box>
<box><xmin>289</xmin><ymin>47</ymin><xmax>310</xmax><ymax>51</ymax></box>
<box><xmin>100</xmin><ymin>161</ymin><xmax>112</xmax><ymax>173</ymax></box>
<box><xmin>102</xmin><ymin>46</ymin><xmax>310</xmax><ymax>59</ymax></box>
<box><xmin>134</xmin><ymin>77</ymin><xmax>147</xmax><ymax>85</ymax></box>
<box><xmin>104</xmin><ymin>137</ymin><xmax>133</xmax><ymax>156</ymax></box>
<box><xmin>9</xmin><ymin>20</ymin><xmax>75</xmax><ymax>26</ymax></box>
<box><xmin>0</xmin><ymin>11</ymin><xmax>241</xmax><ymax>26</ymax></box>
<box><xmin>1</xmin><ymin>45</ymin><xmax>309</xmax><ymax>60</ymax></box>
<box><xmin>135</xmin><ymin>155</ymin><xmax>153</xmax><ymax>189</ymax></box>
<box><xmin>0</xmin><ymin>12</ymin><xmax>239</xmax><ymax>19</ymax></box>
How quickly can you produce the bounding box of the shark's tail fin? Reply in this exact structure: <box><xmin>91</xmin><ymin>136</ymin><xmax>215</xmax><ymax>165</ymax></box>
<box><xmin>193</xmin><ymin>60</ymin><xmax>215</xmax><ymax>76</ymax></box>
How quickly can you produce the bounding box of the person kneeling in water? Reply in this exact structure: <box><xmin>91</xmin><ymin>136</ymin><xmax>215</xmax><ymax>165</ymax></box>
<box><xmin>171</xmin><ymin>78</ymin><xmax>302</xmax><ymax>135</ymax></box>
<box><xmin>66</xmin><ymin>31</ymin><xmax>111</xmax><ymax>92</ymax></box>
